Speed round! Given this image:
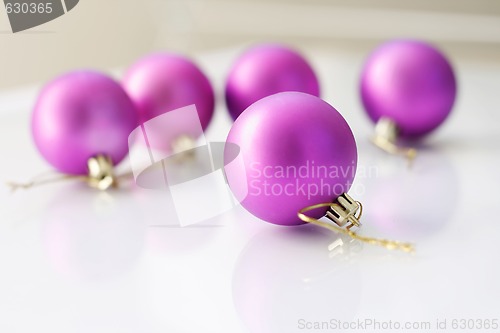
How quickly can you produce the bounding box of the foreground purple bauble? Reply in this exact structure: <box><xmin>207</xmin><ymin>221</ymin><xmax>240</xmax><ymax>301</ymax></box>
<box><xmin>225</xmin><ymin>92</ymin><xmax>357</xmax><ymax>226</ymax></box>
<box><xmin>123</xmin><ymin>53</ymin><xmax>215</xmax><ymax>150</ymax></box>
<box><xmin>225</xmin><ymin>44</ymin><xmax>320</xmax><ymax>120</ymax></box>
<box><xmin>360</xmin><ymin>40</ymin><xmax>457</xmax><ymax>137</ymax></box>
<box><xmin>32</xmin><ymin>71</ymin><xmax>138</xmax><ymax>175</ymax></box>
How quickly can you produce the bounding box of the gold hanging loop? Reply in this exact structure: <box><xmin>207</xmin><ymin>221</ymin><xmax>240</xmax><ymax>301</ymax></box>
<box><xmin>371</xmin><ymin>117</ymin><xmax>417</xmax><ymax>167</ymax></box>
<box><xmin>298</xmin><ymin>193</ymin><xmax>415</xmax><ymax>253</ymax></box>
<box><xmin>6</xmin><ymin>154</ymin><xmax>132</xmax><ymax>192</ymax></box>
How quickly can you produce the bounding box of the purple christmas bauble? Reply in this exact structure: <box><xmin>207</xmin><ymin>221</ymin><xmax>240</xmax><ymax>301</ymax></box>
<box><xmin>360</xmin><ymin>40</ymin><xmax>457</xmax><ymax>137</ymax></box>
<box><xmin>32</xmin><ymin>71</ymin><xmax>139</xmax><ymax>175</ymax></box>
<box><xmin>225</xmin><ymin>44</ymin><xmax>320</xmax><ymax>120</ymax></box>
<box><xmin>225</xmin><ymin>92</ymin><xmax>357</xmax><ymax>226</ymax></box>
<box><xmin>123</xmin><ymin>53</ymin><xmax>215</xmax><ymax>150</ymax></box>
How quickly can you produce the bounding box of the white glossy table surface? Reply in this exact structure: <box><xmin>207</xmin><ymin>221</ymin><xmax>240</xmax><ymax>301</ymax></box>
<box><xmin>0</xmin><ymin>45</ymin><xmax>499</xmax><ymax>333</ymax></box>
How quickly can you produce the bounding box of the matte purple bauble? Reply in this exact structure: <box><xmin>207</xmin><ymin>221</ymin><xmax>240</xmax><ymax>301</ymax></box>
<box><xmin>225</xmin><ymin>92</ymin><xmax>357</xmax><ymax>226</ymax></box>
<box><xmin>32</xmin><ymin>71</ymin><xmax>139</xmax><ymax>175</ymax></box>
<box><xmin>225</xmin><ymin>44</ymin><xmax>320</xmax><ymax>120</ymax></box>
<box><xmin>360</xmin><ymin>40</ymin><xmax>457</xmax><ymax>137</ymax></box>
<box><xmin>123</xmin><ymin>53</ymin><xmax>215</xmax><ymax>149</ymax></box>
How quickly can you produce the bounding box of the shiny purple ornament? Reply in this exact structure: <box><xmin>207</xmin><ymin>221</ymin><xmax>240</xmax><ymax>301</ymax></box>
<box><xmin>360</xmin><ymin>40</ymin><xmax>457</xmax><ymax>137</ymax></box>
<box><xmin>225</xmin><ymin>44</ymin><xmax>320</xmax><ymax>120</ymax></box>
<box><xmin>123</xmin><ymin>53</ymin><xmax>215</xmax><ymax>150</ymax></box>
<box><xmin>225</xmin><ymin>92</ymin><xmax>357</xmax><ymax>226</ymax></box>
<box><xmin>32</xmin><ymin>71</ymin><xmax>139</xmax><ymax>175</ymax></box>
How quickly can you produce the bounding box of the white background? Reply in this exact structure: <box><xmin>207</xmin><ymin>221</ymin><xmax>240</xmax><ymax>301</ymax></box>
<box><xmin>1</xmin><ymin>1</ymin><xmax>500</xmax><ymax>332</ymax></box>
<box><xmin>1</xmin><ymin>0</ymin><xmax>500</xmax><ymax>88</ymax></box>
